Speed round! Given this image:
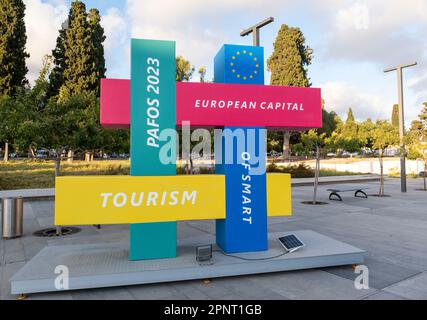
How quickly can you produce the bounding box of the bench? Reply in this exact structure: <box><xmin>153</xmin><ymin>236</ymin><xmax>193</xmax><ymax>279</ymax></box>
<box><xmin>327</xmin><ymin>188</ymin><xmax>369</xmax><ymax>202</ymax></box>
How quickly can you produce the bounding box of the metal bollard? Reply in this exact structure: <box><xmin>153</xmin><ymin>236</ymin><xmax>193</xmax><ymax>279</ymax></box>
<box><xmin>2</xmin><ymin>197</ymin><xmax>24</xmax><ymax>239</ymax></box>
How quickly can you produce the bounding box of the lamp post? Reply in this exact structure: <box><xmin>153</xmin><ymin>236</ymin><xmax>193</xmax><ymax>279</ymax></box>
<box><xmin>240</xmin><ymin>17</ymin><xmax>274</xmax><ymax>46</ymax></box>
<box><xmin>420</xmin><ymin>137</ymin><xmax>427</xmax><ymax>191</ymax></box>
<box><xmin>384</xmin><ymin>62</ymin><xmax>417</xmax><ymax>193</ymax></box>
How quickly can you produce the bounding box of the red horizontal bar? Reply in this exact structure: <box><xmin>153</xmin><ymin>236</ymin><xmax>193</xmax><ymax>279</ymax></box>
<box><xmin>101</xmin><ymin>78</ymin><xmax>322</xmax><ymax>130</ymax></box>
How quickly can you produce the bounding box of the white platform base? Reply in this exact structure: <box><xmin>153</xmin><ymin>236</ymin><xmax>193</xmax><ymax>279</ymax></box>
<box><xmin>11</xmin><ymin>230</ymin><xmax>365</xmax><ymax>295</ymax></box>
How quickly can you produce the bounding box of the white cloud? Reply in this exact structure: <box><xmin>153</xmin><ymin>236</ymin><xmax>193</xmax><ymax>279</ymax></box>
<box><xmin>24</xmin><ymin>0</ymin><xmax>68</xmax><ymax>83</ymax></box>
<box><xmin>319</xmin><ymin>0</ymin><xmax>427</xmax><ymax>68</ymax></box>
<box><xmin>321</xmin><ymin>81</ymin><xmax>387</xmax><ymax>121</ymax></box>
<box><xmin>101</xmin><ymin>7</ymin><xmax>130</xmax><ymax>78</ymax></box>
<box><xmin>24</xmin><ymin>0</ymin><xmax>68</xmax><ymax>84</ymax></box>
<box><xmin>335</xmin><ymin>3</ymin><xmax>369</xmax><ymax>31</ymax></box>
<box><xmin>125</xmin><ymin>0</ymin><xmax>293</xmax><ymax>80</ymax></box>
<box><xmin>102</xmin><ymin>7</ymin><xmax>128</xmax><ymax>52</ymax></box>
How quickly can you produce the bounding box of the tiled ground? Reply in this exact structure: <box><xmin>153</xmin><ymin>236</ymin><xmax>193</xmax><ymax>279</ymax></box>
<box><xmin>1</xmin><ymin>178</ymin><xmax>426</xmax><ymax>300</ymax></box>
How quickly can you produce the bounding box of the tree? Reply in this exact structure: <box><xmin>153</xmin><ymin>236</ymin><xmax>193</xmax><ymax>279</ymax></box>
<box><xmin>0</xmin><ymin>87</ymin><xmax>43</xmax><ymax>160</ymax></box>
<box><xmin>87</xmin><ymin>8</ymin><xmax>106</xmax><ymax>96</ymax></box>
<box><xmin>198</xmin><ymin>66</ymin><xmax>207</xmax><ymax>83</ymax></box>
<box><xmin>0</xmin><ymin>0</ymin><xmax>29</xmax><ymax>96</ymax></box>
<box><xmin>371</xmin><ymin>120</ymin><xmax>399</xmax><ymax>196</ymax></box>
<box><xmin>392</xmin><ymin>104</ymin><xmax>399</xmax><ymax>128</ymax></box>
<box><xmin>32</xmin><ymin>55</ymin><xmax>53</xmax><ymax>108</ymax></box>
<box><xmin>293</xmin><ymin>130</ymin><xmax>326</xmax><ymax>204</ymax></box>
<box><xmin>176</xmin><ymin>56</ymin><xmax>194</xmax><ymax>82</ymax></box>
<box><xmin>319</xmin><ymin>109</ymin><xmax>339</xmax><ymax>137</ymax></box>
<box><xmin>0</xmin><ymin>0</ymin><xmax>29</xmax><ymax>161</ymax></box>
<box><xmin>330</xmin><ymin>108</ymin><xmax>363</xmax><ymax>156</ymax></box>
<box><xmin>267</xmin><ymin>24</ymin><xmax>312</xmax><ymax>158</ymax></box>
<box><xmin>358</xmin><ymin>118</ymin><xmax>375</xmax><ymax>153</ymax></box>
<box><xmin>40</xmin><ymin>93</ymin><xmax>96</xmax><ymax>175</ymax></box>
<box><xmin>175</xmin><ymin>56</ymin><xmax>195</xmax><ymax>172</ymax></box>
<box><xmin>58</xmin><ymin>1</ymin><xmax>96</xmax><ymax>101</ymax></box>
<box><xmin>346</xmin><ymin>108</ymin><xmax>355</xmax><ymax>123</ymax></box>
<box><xmin>48</xmin><ymin>26</ymin><xmax>67</xmax><ymax>98</ymax></box>
<box><xmin>407</xmin><ymin>102</ymin><xmax>427</xmax><ymax>190</ymax></box>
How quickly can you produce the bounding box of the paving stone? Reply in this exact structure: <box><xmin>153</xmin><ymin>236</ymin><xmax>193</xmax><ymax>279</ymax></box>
<box><xmin>363</xmin><ymin>290</ymin><xmax>408</xmax><ymax>300</ymax></box>
<box><xmin>202</xmin><ymin>276</ymin><xmax>288</xmax><ymax>300</ymax></box>
<box><xmin>384</xmin><ymin>272</ymin><xmax>427</xmax><ymax>300</ymax></box>
<box><xmin>71</xmin><ymin>287</ymin><xmax>135</xmax><ymax>300</ymax></box>
<box><xmin>1</xmin><ymin>261</ymin><xmax>26</xmax><ymax>300</ymax></box>
<box><xmin>247</xmin><ymin>270</ymin><xmax>376</xmax><ymax>300</ymax></box>
<box><xmin>127</xmin><ymin>283</ymin><xmax>186</xmax><ymax>300</ymax></box>
<box><xmin>323</xmin><ymin>255</ymin><xmax>420</xmax><ymax>290</ymax></box>
<box><xmin>28</xmin><ymin>292</ymin><xmax>74</xmax><ymax>300</ymax></box>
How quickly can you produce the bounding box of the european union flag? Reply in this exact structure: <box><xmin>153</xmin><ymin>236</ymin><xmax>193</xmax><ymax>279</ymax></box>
<box><xmin>214</xmin><ymin>44</ymin><xmax>264</xmax><ymax>85</ymax></box>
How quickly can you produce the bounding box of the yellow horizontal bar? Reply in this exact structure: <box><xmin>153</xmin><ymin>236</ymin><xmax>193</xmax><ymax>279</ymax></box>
<box><xmin>55</xmin><ymin>173</ymin><xmax>292</xmax><ymax>225</ymax></box>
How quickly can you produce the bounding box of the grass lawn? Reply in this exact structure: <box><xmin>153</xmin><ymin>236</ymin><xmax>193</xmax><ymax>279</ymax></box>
<box><xmin>0</xmin><ymin>160</ymin><xmax>130</xmax><ymax>190</ymax></box>
<box><xmin>1</xmin><ymin>159</ymin><xmax>364</xmax><ymax>191</ymax></box>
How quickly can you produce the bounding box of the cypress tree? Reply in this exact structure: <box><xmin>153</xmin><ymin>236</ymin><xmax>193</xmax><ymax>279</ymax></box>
<box><xmin>48</xmin><ymin>27</ymin><xmax>67</xmax><ymax>98</ymax></box>
<box><xmin>392</xmin><ymin>104</ymin><xmax>399</xmax><ymax>127</ymax></box>
<box><xmin>267</xmin><ymin>24</ymin><xmax>312</xmax><ymax>87</ymax></box>
<box><xmin>88</xmin><ymin>8</ymin><xmax>106</xmax><ymax>96</ymax></box>
<box><xmin>343</xmin><ymin>107</ymin><xmax>358</xmax><ymax>137</ymax></box>
<box><xmin>267</xmin><ymin>24</ymin><xmax>312</xmax><ymax>157</ymax></box>
<box><xmin>49</xmin><ymin>1</ymin><xmax>106</xmax><ymax>100</ymax></box>
<box><xmin>346</xmin><ymin>108</ymin><xmax>355</xmax><ymax>124</ymax></box>
<box><xmin>58</xmin><ymin>0</ymin><xmax>94</xmax><ymax>101</ymax></box>
<box><xmin>0</xmin><ymin>0</ymin><xmax>29</xmax><ymax>96</ymax></box>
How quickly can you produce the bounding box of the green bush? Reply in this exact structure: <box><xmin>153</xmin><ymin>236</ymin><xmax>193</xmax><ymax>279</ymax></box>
<box><xmin>267</xmin><ymin>163</ymin><xmax>315</xmax><ymax>178</ymax></box>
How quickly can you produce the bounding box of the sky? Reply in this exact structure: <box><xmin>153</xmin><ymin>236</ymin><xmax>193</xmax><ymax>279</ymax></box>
<box><xmin>24</xmin><ymin>0</ymin><xmax>427</xmax><ymax>125</ymax></box>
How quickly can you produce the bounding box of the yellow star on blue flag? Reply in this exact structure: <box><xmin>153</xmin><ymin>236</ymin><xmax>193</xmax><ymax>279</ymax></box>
<box><xmin>214</xmin><ymin>44</ymin><xmax>264</xmax><ymax>84</ymax></box>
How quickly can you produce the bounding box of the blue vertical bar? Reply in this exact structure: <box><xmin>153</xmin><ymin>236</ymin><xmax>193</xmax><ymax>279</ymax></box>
<box><xmin>214</xmin><ymin>44</ymin><xmax>268</xmax><ymax>253</ymax></box>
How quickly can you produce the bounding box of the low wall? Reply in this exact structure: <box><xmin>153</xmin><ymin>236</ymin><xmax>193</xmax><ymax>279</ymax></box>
<box><xmin>280</xmin><ymin>159</ymin><xmax>425</xmax><ymax>175</ymax></box>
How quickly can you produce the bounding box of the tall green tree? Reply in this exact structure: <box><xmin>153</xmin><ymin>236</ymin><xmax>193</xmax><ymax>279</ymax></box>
<box><xmin>0</xmin><ymin>0</ymin><xmax>29</xmax><ymax>161</ymax></box>
<box><xmin>87</xmin><ymin>8</ymin><xmax>106</xmax><ymax>96</ymax></box>
<box><xmin>0</xmin><ymin>0</ymin><xmax>29</xmax><ymax>96</ymax></box>
<box><xmin>391</xmin><ymin>104</ymin><xmax>399</xmax><ymax>128</ymax></box>
<box><xmin>48</xmin><ymin>27</ymin><xmax>67</xmax><ymax>98</ymax></box>
<box><xmin>49</xmin><ymin>1</ymin><xmax>106</xmax><ymax>101</ymax></box>
<box><xmin>58</xmin><ymin>1</ymin><xmax>94</xmax><ymax>101</ymax></box>
<box><xmin>329</xmin><ymin>108</ymin><xmax>362</xmax><ymax>156</ymax></box>
<box><xmin>267</xmin><ymin>24</ymin><xmax>312</xmax><ymax>87</ymax></box>
<box><xmin>343</xmin><ymin>108</ymin><xmax>359</xmax><ymax>138</ymax></box>
<box><xmin>267</xmin><ymin>24</ymin><xmax>312</xmax><ymax>157</ymax></box>
<box><xmin>346</xmin><ymin>108</ymin><xmax>355</xmax><ymax>123</ymax></box>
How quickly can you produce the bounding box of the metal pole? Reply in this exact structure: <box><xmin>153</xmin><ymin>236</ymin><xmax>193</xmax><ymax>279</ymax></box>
<box><xmin>240</xmin><ymin>17</ymin><xmax>274</xmax><ymax>47</ymax></box>
<box><xmin>384</xmin><ymin>62</ymin><xmax>417</xmax><ymax>193</ymax></box>
<box><xmin>397</xmin><ymin>68</ymin><xmax>407</xmax><ymax>192</ymax></box>
<box><xmin>253</xmin><ymin>28</ymin><xmax>260</xmax><ymax>46</ymax></box>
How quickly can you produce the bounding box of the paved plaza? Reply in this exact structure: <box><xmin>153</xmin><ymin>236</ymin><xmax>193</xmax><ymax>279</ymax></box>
<box><xmin>1</xmin><ymin>178</ymin><xmax>427</xmax><ymax>300</ymax></box>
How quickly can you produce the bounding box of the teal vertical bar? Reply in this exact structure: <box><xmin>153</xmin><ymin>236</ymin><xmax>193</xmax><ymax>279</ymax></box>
<box><xmin>130</xmin><ymin>39</ymin><xmax>177</xmax><ymax>260</ymax></box>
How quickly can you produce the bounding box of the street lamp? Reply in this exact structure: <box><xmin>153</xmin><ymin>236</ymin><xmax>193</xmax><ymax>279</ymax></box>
<box><xmin>240</xmin><ymin>17</ymin><xmax>274</xmax><ymax>47</ymax></box>
<box><xmin>384</xmin><ymin>62</ymin><xmax>417</xmax><ymax>193</ymax></box>
<box><xmin>420</xmin><ymin>136</ymin><xmax>427</xmax><ymax>191</ymax></box>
